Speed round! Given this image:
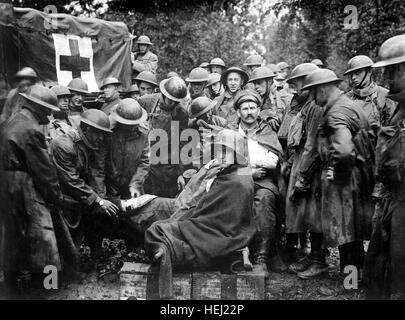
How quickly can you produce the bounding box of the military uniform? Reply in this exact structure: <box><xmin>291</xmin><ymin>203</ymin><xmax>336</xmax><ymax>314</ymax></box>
<box><xmin>132</xmin><ymin>51</ymin><xmax>158</xmax><ymax>74</ymax></box>
<box><xmin>101</xmin><ymin>92</ymin><xmax>121</xmax><ymax>116</ymax></box>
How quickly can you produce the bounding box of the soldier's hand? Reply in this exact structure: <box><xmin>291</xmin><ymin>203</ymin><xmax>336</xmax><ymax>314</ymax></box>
<box><xmin>129</xmin><ymin>187</ymin><xmax>141</xmax><ymax>198</ymax></box>
<box><xmin>252</xmin><ymin>168</ymin><xmax>266</xmax><ymax>179</ymax></box>
<box><xmin>177</xmin><ymin>175</ymin><xmax>186</xmax><ymax>192</ymax></box>
<box><xmin>99</xmin><ymin>199</ymin><xmax>119</xmax><ymax>218</ymax></box>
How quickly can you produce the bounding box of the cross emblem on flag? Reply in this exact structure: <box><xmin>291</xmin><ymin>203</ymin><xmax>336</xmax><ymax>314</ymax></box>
<box><xmin>52</xmin><ymin>34</ymin><xmax>99</xmax><ymax>92</ymax></box>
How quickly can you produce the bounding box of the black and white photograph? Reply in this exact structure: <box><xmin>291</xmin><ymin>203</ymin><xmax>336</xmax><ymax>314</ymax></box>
<box><xmin>0</xmin><ymin>0</ymin><xmax>404</xmax><ymax>304</ymax></box>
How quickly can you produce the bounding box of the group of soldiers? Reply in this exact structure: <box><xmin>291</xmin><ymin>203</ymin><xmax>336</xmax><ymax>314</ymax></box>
<box><xmin>1</xmin><ymin>32</ymin><xmax>405</xmax><ymax>300</ymax></box>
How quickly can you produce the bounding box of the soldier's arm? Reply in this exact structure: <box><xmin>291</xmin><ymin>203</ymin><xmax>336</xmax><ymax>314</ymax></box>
<box><xmin>51</xmin><ymin>137</ymin><xmax>98</xmax><ymax>206</ymax></box>
<box><xmin>129</xmin><ymin>136</ymin><xmax>150</xmax><ymax>192</ymax></box>
<box><xmin>330</xmin><ymin>124</ymin><xmax>356</xmax><ymax>173</ymax></box>
<box><xmin>25</xmin><ymin>130</ymin><xmax>62</xmax><ymax>205</ymax></box>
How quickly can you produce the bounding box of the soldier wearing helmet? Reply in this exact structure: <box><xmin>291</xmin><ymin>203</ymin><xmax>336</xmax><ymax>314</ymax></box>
<box><xmin>279</xmin><ymin>63</ymin><xmax>326</xmax><ymax>276</ymax></box>
<box><xmin>344</xmin><ymin>55</ymin><xmax>396</xmax><ymax>137</ymax></box>
<box><xmin>230</xmin><ymin>89</ymin><xmax>285</xmax><ymax>275</ymax></box>
<box><xmin>209</xmin><ymin>57</ymin><xmax>226</xmax><ymax>74</ymax></box>
<box><xmin>100</xmin><ymin>77</ymin><xmax>122</xmax><ymax>115</ymax></box>
<box><xmin>363</xmin><ymin>34</ymin><xmax>405</xmax><ymax>300</ymax></box>
<box><xmin>311</xmin><ymin>59</ymin><xmax>324</xmax><ymax>68</ymax></box>
<box><xmin>0</xmin><ymin>67</ymin><xmax>39</xmax><ymax>124</ymax></box>
<box><xmin>67</xmin><ymin>78</ymin><xmax>89</xmax><ymax>116</ymax></box>
<box><xmin>51</xmin><ymin>108</ymin><xmax>119</xmax><ymax>259</ymax></box>
<box><xmin>0</xmin><ymin>85</ymin><xmax>64</xmax><ymax>293</ymax></box>
<box><xmin>244</xmin><ymin>54</ymin><xmax>264</xmax><ymax>77</ymax></box>
<box><xmin>205</xmin><ymin>72</ymin><xmax>224</xmax><ymax>100</ymax></box>
<box><xmin>126</xmin><ymin>84</ymin><xmax>141</xmax><ymax>100</ymax></box>
<box><xmin>300</xmin><ymin>68</ymin><xmax>374</xmax><ymax>279</ymax></box>
<box><xmin>248</xmin><ymin>66</ymin><xmax>286</xmax><ymax>131</ymax></box>
<box><xmin>213</xmin><ymin>67</ymin><xmax>249</xmax><ymax>128</ymax></box>
<box><xmin>134</xmin><ymin>71</ymin><xmax>158</xmax><ymax>97</ymax></box>
<box><xmin>199</xmin><ymin>62</ymin><xmax>210</xmax><ymax>72</ymax></box>
<box><xmin>138</xmin><ymin>76</ymin><xmax>190</xmax><ymax>198</ymax></box>
<box><xmin>131</xmin><ymin>35</ymin><xmax>158</xmax><ymax>76</ymax></box>
<box><xmin>186</xmin><ymin>67</ymin><xmax>210</xmax><ymax>100</ymax></box>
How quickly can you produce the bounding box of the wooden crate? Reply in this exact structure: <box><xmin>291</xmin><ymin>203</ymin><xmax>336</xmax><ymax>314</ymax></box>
<box><xmin>120</xmin><ymin>263</ymin><xmax>266</xmax><ymax>300</ymax></box>
<box><xmin>119</xmin><ymin>262</ymin><xmax>192</xmax><ymax>300</ymax></box>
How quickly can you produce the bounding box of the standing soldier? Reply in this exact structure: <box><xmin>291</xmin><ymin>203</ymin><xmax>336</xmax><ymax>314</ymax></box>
<box><xmin>248</xmin><ymin>66</ymin><xmax>285</xmax><ymax>132</ymax></box>
<box><xmin>205</xmin><ymin>72</ymin><xmax>224</xmax><ymax>100</ymax></box>
<box><xmin>106</xmin><ymin>99</ymin><xmax>150</xmax><ymax>200</ymax></box>
<box><xmin>67</xmin><ymin>78</ymin><xmax>89</xmax><ymax>118</ymax></box>
<box><xmin>134</xmin><ymin>71</ymin><xmax>159</xmax><ymax>97</ymax></box>
<box><xmin>344</xmin><ymin>55</ymin><xmax>396</xmax><ymax>140</ymax></box>
<box><xmin>302</xmin><ymin>68</ymin><xmax>375</xmax><ymax>276</ymax></box>
<box><xmin>0</xmin><ymin>67</ymin><xmax>38</xmax><ymax>124</ymax></box>
<box><xmin>186</xmin><ymin>67</ymin><xmax>210</xmax><ymax>100</ymax></box>
<box><xmin>100</xmin><ymin>77</ymin><xmax>122</xmax><ymax>115</ymax></box>
<box><xmin>364</xmin><ymin>34</ymin><xmax>405</xmax><ymax>299</ymax></box>
<box><xmin>131</xmin><ymin>35</ymin><xmax>158</xmax><ymax>76</ymax></box>
<box><xmin>0</xmin><ymin>86</ymin><xmax>63</xmax><ymax>295</ymax></box>
<box><xmin>209</xmin><ymin>57</ymin><xmax>226</xmax><ymax>75</ymax></box>
<box><xmin>281</xmin><ymin>63</ymin><xmax>326</xmax><ymax>278</ymax></box>
<box><xmin>213</xmin><ymin>67</ymin><xmax>249</xmax><ymax>128</ymax></box>
<box><xmin>138</xmin><ymin>76</ymin><xmax>189</xmax><ymax>198</ymax></box>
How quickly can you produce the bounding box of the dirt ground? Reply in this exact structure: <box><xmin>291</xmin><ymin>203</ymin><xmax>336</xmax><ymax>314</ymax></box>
<box><xmin>0</xmin><ymin>240</ymin><xmax>366</xmax><ymax>300</ymax></box>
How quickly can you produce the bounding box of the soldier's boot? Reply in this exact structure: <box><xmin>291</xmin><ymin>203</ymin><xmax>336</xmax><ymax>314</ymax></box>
<box><xmin>267</xmin><ymin>231</ymin><xmax>287</xmax><ymax>273</ymax></box>
<box><xmin>289</xmin><ymin>232</ymin><xmax>316</xmax><ymax>273</ymax></box>
<box><xmin>297</xmin><ymin>233</ymin><xmax>329</xmax><ymax>279</ymax></box>
<box><xmin>252</xmin><ymin>232</ymin><xmax>270</xmax><ymax>276</ymax></box>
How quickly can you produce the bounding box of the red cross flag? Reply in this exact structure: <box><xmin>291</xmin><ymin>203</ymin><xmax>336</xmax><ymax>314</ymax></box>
<box><xmin>0</xmin><ymin>5</ymin><xmax>132</xmax><ymax>92</ymax></box>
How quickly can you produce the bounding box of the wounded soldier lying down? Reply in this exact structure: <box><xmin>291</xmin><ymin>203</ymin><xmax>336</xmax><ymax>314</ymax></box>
<box><xmin>144</xmin><ymin>129</ymin><xmax>256</xmax><ymax>298</ymax></box>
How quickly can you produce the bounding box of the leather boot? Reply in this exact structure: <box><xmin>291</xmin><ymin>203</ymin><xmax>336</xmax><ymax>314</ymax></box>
<box><xmin>268</xmin><ymin>243</ymin><xmax>288</xmax><ymax>273</ymax></box>
<box><xmin>252</xmin><ymin>232</ymin><xmax>269</xmax><ymax>276</ymax></box>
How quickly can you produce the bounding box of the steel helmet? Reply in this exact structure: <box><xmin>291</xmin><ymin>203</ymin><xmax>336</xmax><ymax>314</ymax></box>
<box><xmin>189</xmin><ymin>96</ymin><xmax>217</xmax><ymax>119</ymax></box>
<box><xmin>186</xmin><ymin>67</ymin><xmax>210</xmax><ymax>83</ymax></box>
<box><xmin>19</xmin><ymin>85</ymin><xmax>60</xmax><ymax>111</ymax></box>
<box><xmin>167</xmin><ymin>71</ymin><xmax>179</xmax><ymax>78</ymax></box>
<box><xmin>344</xmin><ymin>55</ymin><xmax>374</xmax><ymax>75</ymax></box>
<box><xmin>302</xmin><ymin>68</ymin><xmax>342</xmax><ymax>91</ymax></box>
<box><xmin>111</xmin><ymin>98</ymin><xmax>147</xmax><ymax>126</ymax></box>
<box><xmin>234</xmin><ymin>89</ymin><xmax>262</xmax><ymax>110</ymax></box>
<box><xmin>51</xmin><ymin>85</ymin><xmax>72</xmax><ymax>97</ymax></box>
<box><xmin>275</xmin><ymin>74</ymin><xmax>286</xmax><ymax>81</ymax></box>
<box><xmin>244</xmin><ymin>54</ymin><xmax>264</xmax><ymax>66</ymax></box>
<box><xmin>277</xmin><ymin>61</ymin><xmax>290</xmax><ymax>70</ymax></box>
<box><xmin>373</xmin><ymin>34</ymin><xmax>405</xmax><ymax>68</ymax></box>
<box><xmin>206</xmin><ymin>73</ymin><xmax>221</xmax><ymax>87</ymax></box>
<box><xmin>135</xmin><ymin>71</ymin><xmax>158</xmax><ymax>87</ymax></box>
<box><xmin>199</xmin><ymin>62</ymin><xmax>210</xmax><ymax>68</ymax></box>
<box><xmin>80</xmin><ymin>109</ymin><xmax>112</xmax><ymax>133</ymax></box>
<box><xmin>14</xmin><ymin>67</ymin><xmax>38</xmax><ymax>80</ymax></box>
<box><xmin>267</xmin><ymin>64</ymin><xmax>281</xmax><ymax>73</ymax></box>
<box><xmin>209</xmin><ymin>57</ymin><xmax>226</xmax><ymax>68</ymax></box>
<box><xmin>248</xmin><ymin>66</ymin><xmax>275</xmax><ymax>82</ymax></box>
<box><xmin>287</xmin><ymin>63</ymin><xmax>319</xmax><ymax>83</ymax></box>
<box><xmin>311</xmin><ymin>59</ymin><xmax>324</xmax><ymax>67</ymax></box>
<box><xmin>136</xmin><ymin>35</ymin><xmax>152</xmax><ymax>46</ymax></box>
<box><xmin>159</xmin><ymin>76</ymin><xmax>189</xmax><ymax>102</ymax></box>
<box><xmin>127</xmin><ymin>84</ymin><xmax>140</xmax><ymax>93</ymax></box>
<box><xmin>67</xmin><ymin>78</ymin><xmax>89</xmax><ymax>94</ymax></box>
<box><xmin>100</xmin><ymin>77</ymin><xmax>121</xmax><ymax>90</ymax></box>
<box><xmin>221</xmin><ymin>67</ymin><xmax>249</xmax><ymax>87</ymax></box>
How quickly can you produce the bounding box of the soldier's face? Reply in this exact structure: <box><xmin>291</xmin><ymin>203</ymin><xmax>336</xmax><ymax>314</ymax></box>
<box><xmin>130</xmin><ymin>92</ymin><xmax>140</xmax><ymax>100</ymax></box>
<box><xmin>384</xmin><ymin>63</ymin><xmax>405</xmax><ymax>95</ymax></box>
<box><xmin>280</xmin><ymin>68</ymin><xmax>289</xmax><ymax>78</ymax></box>
<box><xmin>162</xmin><ymin>95</ymin><xmax>177</xmax><ymax>110</ymax></box>
<box><xmin>314</xmin><ymin>86</ymin><xmax>328</xmax><ymax>106</ymax></box>
<box><xmin>227</xmin><ymin>72</ymin><xmax>242</xmax><ymax>93</ymax></box>
<box><xmin>237</xmin><ymin>101</ymin><xmax>259</xmax><ymax>125</ymax></box>
<box><xmin>103</xmin><ymin>84</ymin><xmax>118</xmax><ymax>99</ymax></box>
<box><xmin>58</xmin><ymin>96</ymin><xmax>70</xmax><ymax>110</ymax></box>
<box><xmin>210</xmin><ymin>82</ymin><xmax>221</xmax><ymax>95</ymax></box>
<box><xmin>139</xmin><ymin>82</ymin><xmax>155</xmax><ymax>96</ymax></box>
<box><xmin>247</xmin><ymin>65</ymin><xmax>260</xmax><ymax>75</ymax></box>
<box><xmin>291</xmin><ymin>78</ymin><xmax>304</xmax><ymax>93</ymax></box>
<box><xmin>85</xmin><ymin>126</ymin><xmax>106</xmax><ymax>149</ymax></box>
<box><xmin>350</xmin><ymin>68</ymin><xmax>369</xmax><ymax>87</ymax></box>
<box><xmin>17</xmin><ymin>79</ymin><xmax>33</xmax><ymax>93</ymax></box>
<box><xmin>70</xmin><ymin>92</ymin><xmax>83</xmax><ymax>107</ymax></box>
<box><xmin>253</xmin><ymin>79</ymin><xmax>268</xmax><ymax>97</ymax></box>
<box><xmin>138</xmin><ymin>44</ymin><xmax>148</xmax><ymax>54</ymax></box>
<box><xmin>211</xmin><ymin>66</ymin><xmax>223</xmax><ymax>74</ymax></box>
<box><xmin>190</xmin><ymin>82</ymin><xmax>205</xmax><ymax>95</ymax></box>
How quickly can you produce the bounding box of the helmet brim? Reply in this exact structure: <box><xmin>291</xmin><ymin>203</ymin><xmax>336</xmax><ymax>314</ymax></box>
<box><xmin>343</xmin><ymin>65</ymin><xmax>373</xmax><ymax>75</ymax></box>
<box><xmin>373</xmin><ymin>56</ymin><xmax>405</xmax><ymax>68</ymax></box>
<box><xmin>100</xmin><ymin>81</ymin><xmax>122</xmax><ymax>90</ymax></box>
<box><xmin>221</xmin><ymin>68</ymin><xmax>249</xmax><ymax>87</ymax></box>
<box><xmin>189</xmin><ymin>100</ymin><xmax>217</xmax><ymax>119</ymax></box>
<box><xmin>135</xmin><ymin>78</ymin><xmax>158</xmax><ymax>87</ymax></box>
<box><xmin>19</xmin><ymin>92</ymin><xmax>60</xmax><ymax>112</ymax></box>
<box><xmin>80</xmin><ymin>117</ymin><xmax>112</xmax><ymax>133</ymax></box>
<box><xmin>68</xmin><ymin>87</ymin><xmax>89</xmax><ymax>94</ymax></box>
<box><xmin>248</xmin><ymin>74</ymin><xmax>275</xmax><ymax>83</ymax></box>
<box><xmin>302</xmin><ymin>78</ymin><xmax>342</xmax><ymax>91</ymax></box>
<box><xmin>111</xmin><ymin>107</ymin><xmax>148</xmax><ymax>126</ymax></box>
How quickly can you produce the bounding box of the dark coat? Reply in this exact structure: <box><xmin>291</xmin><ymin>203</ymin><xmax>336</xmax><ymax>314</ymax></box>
<box><xmin>318</xmin><ymin>93</ymin><xmax>375</xmax><ymax>247</ymax></box>
<box><xmin>0</xmin><ymin>108</ymin><xmax>62</xmax><ymax>272</ymax></box>
<box><xmin>101</xmin><ymin>93</ymin><xmax>121</xmax><ymax>116</ymax></box>
<box><xmin>213</xmin><ymin>90</ymin><xmax>239</xmax><ymax>128</ymax></box>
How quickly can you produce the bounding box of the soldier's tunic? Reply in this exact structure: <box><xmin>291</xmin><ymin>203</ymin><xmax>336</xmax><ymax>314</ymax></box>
<box><xmin>138</xmin><ymin>93</ymin><xmax>189</xmax><ymax>198</ymax></box>
<box><xmin>285</xmin><ymin>95</ymin><xmax>323</xmax><ymax>234</ymax></box>
<box><xmin>260</xmin><ymin>88</ymin><xmax>287</xmax><ymax>133</ymax></box>
<box><xmin>0</xmin><ymin>108</ymin><xmax>62</xmax><ymax>272</ymax></box>
<box><xmin>317</xmin><ymin>93</ymin><xmax>374</xmax><ymax>248</ymax></box>
<box><xmin>0</xmin><ymin>88</ymin><xmax>26</xmax><ymax>124</ymax></box>
<box><xmin>132</xmin><ymin>50</ymin><xmax>158</xmax><ymax>74</ymax></box>
<box><xmin>213</xmin><ymin>90</ymin><xmax>240</xmax><ymax>128</ymax></box>
<box><xmin>101</xmin><ymin>92</ymin><xmax>121</xmax><ymax>116</ymax></box>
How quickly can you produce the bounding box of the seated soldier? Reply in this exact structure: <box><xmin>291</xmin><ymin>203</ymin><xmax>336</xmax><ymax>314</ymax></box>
<box><xmin>145</xmin><ymin>129</ymin><xmax>256</xmax><ymax>299</ymax></box>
